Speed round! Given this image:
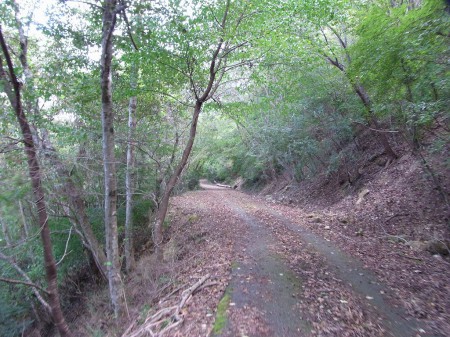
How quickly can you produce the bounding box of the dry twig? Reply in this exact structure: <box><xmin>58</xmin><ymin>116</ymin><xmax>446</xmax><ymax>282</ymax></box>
<box><xmin>123</xmin><ymin>274</ymin><xmax>210</xmax><ymax>337</ymax></box>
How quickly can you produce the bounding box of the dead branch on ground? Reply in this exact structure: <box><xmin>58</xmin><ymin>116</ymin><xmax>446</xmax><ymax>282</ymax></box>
<box><xmin>123</xmin><ymin>274</ymin><xmax>211</xmax><ymax>337</ymax></box>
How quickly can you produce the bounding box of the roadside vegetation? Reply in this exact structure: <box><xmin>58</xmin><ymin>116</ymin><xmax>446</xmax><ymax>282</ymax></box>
<box><xmin>0</xmin><ymin>0</ymin><xmax>448</xmax><ymax>336</ymax></box>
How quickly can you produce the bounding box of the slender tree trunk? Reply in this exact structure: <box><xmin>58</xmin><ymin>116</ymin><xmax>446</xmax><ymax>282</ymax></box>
<box><xmin>405</xmin><ymin>83</ymin><xmax>420</xmax><ymax>151</ymax></box>
<box><xmin>154</xmin><ymin>102</ymin><xmax>202</xmax><ymax>258</ymax></box>
<box><xmin>353</xmin><ymin>84</ymin><xmax>398</xmax><ymax>159</ymax></box>
<box><xmin>0</xmin><ymin>211</ymin><xmax>12</xmax><ymax>246</ymax></box>
<box><xmin>12</xmin><ymin>0</ymin><xmax>107</xmax><ymax>279</ymax></box>
<box><xmin>100</xmin><ymin>0</ymin><xmax>124</xmax><ymax>317</ymax></box>
<box><xmin>12</xmin><ymin>0</ymin><xmax>40</xmax><ymax>146</ymax></box>
<box><xmin>18</xmin><ymin>200</ymin><xmax>29</xmax><ymax>239</ymax></box>
<box><xmin>0</xmin><ymin>251</ymin><xmax>51</xmax><ymax>314</ymax></box>
<box><xmin>322</xmin><ymin>29</ymin><xmax>397</xmax><ymax>159</ymax></box>
<box><xmin>125</xmin><ymin>91</ymin><xmax>137</xmax><ymax>273</ymax></box>
<box><xmin>124</xmin><ymin>21</ymin><xmax>139</xmax><ymax>274</ymax></box>
<box><xmin>41</xmin><ymin>133</ymin><xmax>108</xmax><ymax>280</ymax></box>
<box><xmin>401</xmin><ymin>59</ymin><xmax>420</xmax><ymax>152</ymax></box>
<box><xmin>0</xmin><ymin>26</ymin><xmax>73</xmax><ymax>337</ymax></box>
<box><xmin>152</xmin><ymin>0</ymin><xmax>231</xmax><ymax>259</ymax></box>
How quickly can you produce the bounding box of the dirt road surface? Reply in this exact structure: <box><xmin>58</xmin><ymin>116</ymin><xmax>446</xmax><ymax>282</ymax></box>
<box><xmin>164</xmin><ymin>181</ymin><xmax>448</xmax><ymax>337</ymax></box>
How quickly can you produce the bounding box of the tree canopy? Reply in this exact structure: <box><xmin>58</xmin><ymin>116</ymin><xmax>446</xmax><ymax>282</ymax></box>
<box><xmin>0</xmin><ymin>0</ymin><xmax>448</xmax><ymax>335</ymax></box>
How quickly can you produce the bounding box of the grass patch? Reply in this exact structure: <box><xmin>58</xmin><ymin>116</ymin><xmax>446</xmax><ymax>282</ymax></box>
<box><xmin>212</xmin><ymin>290</ymin><xmax>231</xmax><ymax>335</ymax></box>
<box><xmin>188</xmin><ymin>213</ymin><xmax>199</xmax><ymax>223</ymax></box>
<box><xmin>139</xmin><ymin>304</ymin><xmax>151</xmax><ymax>324</ymax></box>
<box><xmin>163</xmin><ymin>218</ymin><xmax>171</xmax><ymax>229</ymax></box>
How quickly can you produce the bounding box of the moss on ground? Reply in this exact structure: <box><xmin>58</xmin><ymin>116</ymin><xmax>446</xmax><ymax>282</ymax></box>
<box><xmin>212</xmin><ymin>290</ymin><xmax>231</xmax><ymax>335</ymax></box>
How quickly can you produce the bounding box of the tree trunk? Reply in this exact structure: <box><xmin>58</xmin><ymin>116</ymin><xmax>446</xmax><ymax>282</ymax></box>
<box><xmin>0</xmin><ymin>211</ymin><xmax>12</xmax><ymax>246</ymax></box>
<box><xmin>353</xmin><ymin>84</ymin><xmax>398</xmax><ymax>159</ymax></box>
<box><xmin>12</xmin><ymin>0</ymin><xmax>40</xmax><ymax>146</ymax></box>
<box><xmin>18</xmin><ymin>200</ymin><xmax>30</xmax><ymax>239</ymax></box>
<box><xmin>125</xmin><ymin>93</ymin><xmax>137</xmax><ymax>273</ymax></box>
<box><xmin>0</xmin><ymin>26</ymin><xmax>73</xmax><ymax>337</ymax></box>
<box><xmin>153</xmin><ymin>101</ymin><xmax>202</xmax><ymax>259</ymax></box>
<box><xmin>152</xmin><ymin>0</ymin><xmax>230</xmax><ymax>259</ymax></box>
<box><xmin>322</xmin><ymin>29</ymin><xmax>397</xmax><ymax>159</ymax></box>
<box><xmin>100</xmin><ymin>0</ymin><xmax>124</xmax><ymax>318</ymax></box>
<box><xmin>12</xmin><ymin>0</ymin><xmax>108</xmax><ymax>280</ymax></box>
<box><xmin>41</xmin><ymin>133</ymin><xmax>108</xmax><ymax>280</ymax></box>
<box><xmin>401</xmin><ymin>59</ymin><xmax>420</xmax><ymax>152</ymax></box>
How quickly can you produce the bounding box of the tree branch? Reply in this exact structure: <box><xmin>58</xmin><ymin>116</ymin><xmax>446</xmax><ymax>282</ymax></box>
<box><xmin>322</xmin><ymin>52</ymin><xmax>345</xmax><ymax>72</ymax></box>
<box><xmin>62</xmin><ymin>0</ymin><xmax>104</xmax><ymax>10</ymax></box>
<box><xmin>56</xmin><ymin>226</ymin><xmax>73</xmax><ymax>266</ymax></box>
<box><xmin>0</xmin><ymin>276</ymin><xmax>50</xmax><ymax>295</ymax></box>
<box><xmin>351</xmin><ymin>120</ymin><xmax>399</xmax><ymax>133</ymax></box>
<box><xmin>327</xmin><ymin>25</ymin><xmax>351</xmax><ymax>64</ymax></box>
<box><xmin>120</xmin><ymin>0</ymin><xmax>139</xmax><ymax>51</ymax></box>
<box><xmin>198</xmin><ymin>0</ymin><xmax>231</xmax><ymax>103</ymax></box>
<box><xmin>0</xmin><ymin>251</ymin><xmax>51</xmax><ymax>311</ymax></box>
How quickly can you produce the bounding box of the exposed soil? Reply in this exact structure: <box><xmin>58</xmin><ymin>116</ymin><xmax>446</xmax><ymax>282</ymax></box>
<box><xmin>121</xmin><ymin>171</ymin><xmax>449</xmax><ymax>337</ymax></box>
<box><xmin>115</xmin><ymin>128</ymin><xmax>450</xmax><ymax>337</ymax></box>
<box><xmin>216</xmin><ymin>197</ymin><xmax>311</xmax><ymax>337</ymax></box>
<box><xmin>63</xmin><ymin>124</ymin><xmax>449</xmax><ymax>337</ymax></box>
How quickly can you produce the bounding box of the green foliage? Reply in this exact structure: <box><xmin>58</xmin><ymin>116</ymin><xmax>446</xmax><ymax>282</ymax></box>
<box><xmin>349</xmin><ymin>0</ymin><xmax>450</xmax><ymax>136</ymax></box>
<box><xmin>192</xmin><ymin>57</ymin><xmax>360</xmax><ymax>185</ymax></box>
<box><xmin>1</xmin><ymin>0</ymin><xmax>449</xmax><ymax>334</ymax></box>
<box><xmin>87</xmin><ymin>327</ymin><xmax>105</xmax><ymax>337</ymax></box>
<box><xmin>0</xmin><ymin>296</ymin><xmax>32</xmax><ymax>337</ymax></box>
<box><xmin>185</xmin><ymin>0</ymin><xmax>449</xmax><ymax>188</ymax></box>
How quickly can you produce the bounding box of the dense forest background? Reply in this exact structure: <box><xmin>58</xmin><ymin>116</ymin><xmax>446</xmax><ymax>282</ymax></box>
<box><xmin>0</xmin><ymin>0</ymin><xmax>449</xmax><ymax>336</ymax></box>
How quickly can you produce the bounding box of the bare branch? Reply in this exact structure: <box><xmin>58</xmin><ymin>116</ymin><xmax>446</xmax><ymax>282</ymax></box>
<box><xmin>156</xmin><ymin>59</ymin><xmax>188</xmax><ymax>78</ymax></box>
<box><xmin>209</xmin><ymin>8</ymin><xmax>221</xmax><ymax>29</ymax></box>
<box><xmin>0</xmin><ymin>276</ymin><xmax>50</xmax><ymax>295</ymax></box>
<box><xmin>62</xmin><ymin>0</ymin><xmax>103</xmax><ymax>10</ymax></box>
<box><xmin>328</xmin><ymin>25</ymin><xmax>347</xmax><ymax>49</ymax></box>
<box><xmin>198</xmin><ymin>0</ymin><xmax>231</xmax><ymax>102</ymax></box>
<box><xmin>120</xmin><ymin>0</ymin><xmax>139</xmax><ymax>51</ymax></box>
<box><xmin>0</xmin><ymin>251</ymin><xmax>51</xmax><ymax>311</ymax></box>
<box><xmin>162</xmin><ymin>132</ymin><xmax>179</xmax><ymax>180</ymax></box>
<box><xmin>351</xmin><ymin>120</ymin><xmax>399</xmax><ymax>133</ymax></box>
<box><xmin>140</xmin><ymin>88</ymin><xmax>194</xmax><ymax>107</ymax></box>
<box><xmin>327</xmin><ymin>25</ymin><xmax>351</xmax><ymax>64</ymax></box>
<box><xmin>56</xmin><ymin>226</ymin><xmax>73</xmax><ymax>266</ymax></box>
<box><xmin>186</xmin><ymin>57</ymin><xmax>199</xmax><ymax>100</ymax></box>
<box><xmin>320</xmin><ymin>27</ymin><xmax>345</xmax><ymax>71</ymax></box>
<box><xmin>220</xmin><ymin>40</ymin><xmax>249</xmax><ymax>59</ymax></box>
<box><xmin>207</xmin><ymin>58</ymin><xmax>227</xmax><ymax>101</ymax></box>
<box><xmin>322</xmin><ymin>52</ymin><xmax>345</xmax><ymax>72</ymax></box>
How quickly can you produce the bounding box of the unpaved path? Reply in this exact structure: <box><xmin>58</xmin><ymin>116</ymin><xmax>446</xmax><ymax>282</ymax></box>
<box><xmin>217</xmin><ymin>201</ymin><xmax>311</xmax><ymax>336</ymax></box>
<box><xmin>167</xmin><ymin>183</ymin><xmax>443</xmax><ymax>336</ymax></box>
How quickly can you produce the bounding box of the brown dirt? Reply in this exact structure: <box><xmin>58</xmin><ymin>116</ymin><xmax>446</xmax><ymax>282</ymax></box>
<box><xmin>262</xmin><ymin>149</ymin><xmax>450</xmax><ymax>336</ymax></box>
<box><xmin>121</xmin><ymin>170</ymin><xmax>448</xmax><ymax>337</ymax></box>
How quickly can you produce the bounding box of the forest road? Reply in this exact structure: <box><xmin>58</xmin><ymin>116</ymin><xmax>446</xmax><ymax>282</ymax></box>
<box><xmin>196</xmin><ymin>182</ymin><xmax>431</xmax><ymax>337</ymax></box>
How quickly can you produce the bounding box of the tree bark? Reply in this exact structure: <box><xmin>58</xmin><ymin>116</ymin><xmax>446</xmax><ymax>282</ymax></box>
<box><xmin>353</xmin><ymin>84</ymin><xmax>398</xmax><ymax>159</ymax></box>
<box><xmin>0</xmin><ymin>25</ymin><xmax>73</xmax><ymax>337</ymax></box>
<box><xmin>153</xmin><ymin>0</ymin><xmax>232</xmax><ymax>259</ymax></box>
<box><xmin>41</xmin><ymin>133</ymin><xmax>108</xmax><ymax>280</ymax></box>
<box><xmin>0</xmin><ymin>211</ymin><xmax>12</xmax><ymax>246</ymax></box>
<box><xmin>125</xmin><ymin>93</ymin><xmax>137</xmax><ymax>273</ymax></box>
<box><xmin>153</xmin><ymin>101</ymin><xmax>203</xmax><ymax>258</ymax></box>
<box><xmin>12</xmin><ymin>0</ymin><xmax>40</xmax><ymax>145</ymax></box>
<box><xmin>100</xmin><ymin>0</ymin><xmax>124</xmax><ymax>317</ymax></box>
<box><xmin>18</xmin><ymin>200</ymin><xmax>30</xmax><ymax>239</ymax></box>
<box><xmin>12</xmin><ymin>0</ymin><xmax>108</xmax><ymax>281</ymax></box>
